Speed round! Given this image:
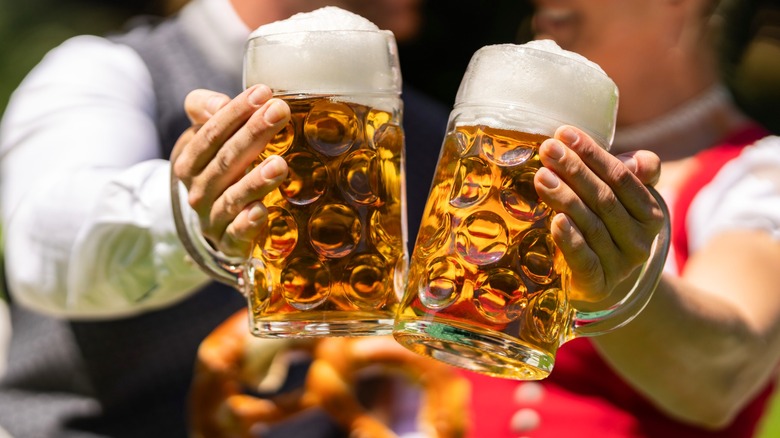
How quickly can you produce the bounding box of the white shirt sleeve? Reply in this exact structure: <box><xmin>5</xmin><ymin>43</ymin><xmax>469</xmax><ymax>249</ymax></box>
<box><xmin>688</xmin><ymin>135</ymin><xmax>780</xmax><ymax>252</ymax></box>
<box><xmin>0</xmin><ymin>35</ymin><xmax>209</xmax><ymax>319</ymax></box>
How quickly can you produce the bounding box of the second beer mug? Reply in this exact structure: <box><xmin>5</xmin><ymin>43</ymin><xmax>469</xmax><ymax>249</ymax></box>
<box><xmin>172</xmin><ymin>8</ymin><xmax>407</xmax><ymax>337</ymax></box>
<box><xmin>393</xmin><ymin>41</ymin><xmax>671</xmax><ymax>380</ymax></box>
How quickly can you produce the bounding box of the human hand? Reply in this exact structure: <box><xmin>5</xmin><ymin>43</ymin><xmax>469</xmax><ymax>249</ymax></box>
<box><xmin>171</xmin><ymin>85</ymin><xmax>291</xmax><ymax>258</ymax></box>
<box><xmin>534</xmin><ymin>125</ymin><xmax>665</xmax><ymax>304</ymax></box>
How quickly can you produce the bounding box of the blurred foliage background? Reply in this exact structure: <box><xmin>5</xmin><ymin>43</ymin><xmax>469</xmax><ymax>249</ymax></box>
<box><xmin>0</xmin><ymin>0</ymin><xmax>178</xmax><ymax>113</ymax></box>
<box><xmin>0</xmin><ymin>0</ymin><xmax>779</xmax><ymax>435</ymax></box>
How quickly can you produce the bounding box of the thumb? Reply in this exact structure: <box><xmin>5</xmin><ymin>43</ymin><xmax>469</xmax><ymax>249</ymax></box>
<box><xmin>184</xmin><ymin>88</ymin><xmax>232</xmax><ymax>124</ymax></box>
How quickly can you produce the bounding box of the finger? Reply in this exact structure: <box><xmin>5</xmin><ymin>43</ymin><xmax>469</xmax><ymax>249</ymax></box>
<box><xmin>538</xmin><ymin>129</ymin><xmax>658</xmax><ymax>265</ymax></box>
<box><xmin>205</xmin><ymin>155</ymin><xmax>288</xmax><ymax>247</ymax></box>
<box><xmin>174</xmin><ymin>84</ymin><xmax>274</xmax><ymax>178</ymax></box>
<box><xmin>217</xmin><ymin>202</ymin><xmax>268</xmax><ymax>258</ymax></box>
<box><xmin>551</xmin><ymin>126</ymin><xmax>658</xmax><ymax>227</ymax></box>
<box><xmin>194</xmin><ymin>98</ymin><xmax>290</xmax><ymax>205</ymax></box>
<box><xmin>534</xmin><ymin>166</ymin><xmax>622</xmax><ymax>273</ymax></box>
<box><xmin>170</xmin><ymin>125</ymin><xmax>198</xmax><ymax>164</ymax></box>
<box><xmin>615</xmin><ymin>149</ymin><xmax>661</xmax><ymax>186</ymax></box>
<box><xmin>184</xmin><ymin>89</ymin><xmax>232</xmax><ymax>125</ymax></box>
<box><xmin>548</xmin><ymin>213</ymin><xmax>608</xmax><ymax>302</ymax></box>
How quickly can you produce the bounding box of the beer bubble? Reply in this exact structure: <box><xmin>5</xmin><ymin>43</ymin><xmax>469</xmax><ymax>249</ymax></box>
<box><xmin>415</xmin><ymin>208</ymin><xmax>451</xmax><ymax>258</ymax></box>
<box><xmin>527</xmin><ymin>287</ymin><xmax>569</xmax><ymax>345</ymax></box>
<box><xmin>518</xmin><ymin>228</ymin><xmax>558</xmax><ymax>285</ymax></box>
<box><xmin>304</xmin><ymin>100</ymin><xmax>359</xmax><ymax>156</ymax></box>
<box><xmin>280</xmin><ymin>152</ymin><xmax>328</xmax><ymax>205</ymax></box>
<box><xmin>308</xmin><ymin>203</ymin><xmax>361</xmax><ymax>258</ymax></box>
<box><xmin>261</xmin><ymin>206</ymin><xmax>298</xmax><ymax>261</ymax></box>
<box><xmin>370</xmin><ymin>207</ymin><xmax>403</xmax><ymax>260</ymax></box>
<box><xmin>343</xmin><ymin>254</ymin><xmax>389</xmax><ymax>309</ymax></box>
<box><xmin>366</xmin><ymin>109</ymin><xmax>392</xmax><ymax>150</ymax></box>
<box><xmin>259</xmin><ymin>121</ymin><xmax>294</xmax><ymax>159</ymax></box>
<box><xmin>281</xmin><ymin>257</ymin><xmax>331</xmax><ymax>310</ymax></box>
<box><xmin>246</xmin><ymin>257</ymin><xmax>272</xmax><ymax>313</ymax></box>
<box><xmin>481</xmin><ymin>128</ymin><xmax>535</xmax><ymax>167</ymax></box>
<box><xmin>419</xmin><ymin>256</ymin><xmax>464</xmax><ymax>310</ymax></box>
<box><xmin>473</xmin><ymin>268</ymin><xmax>527</xmax><ymax>324</ymax></box>
<box><xmin>340</xmin><ymin>149</ymin><xmax>379</xmax><ymax>205</ymax></box>
<box><xmin>374</xmin><ymin>123</ymin><xmax>404</xmax><ymax>205</ymax></box>
<box><xmin>455</xmin><ymin>211</ymin><xmax>509</xmax><ymax>266</ymax></box>
<box><xmin>449</xmin><ymin>156</ymin><xmax>492</xmax><ymax>208</ymax></box>
<box><xmin>394</xmin><ymin>254</ymin><xmax>409</xmax><ymax>301</ymax></box>
<box><xmin>449</xmin><ymin>114</ymin><xmax>477</xmax><ymax>155</ymax></box>
<box><xmin>500</xmin><ymin>169</ymin><xmax>550</xmax><ymax>222</ymax></box>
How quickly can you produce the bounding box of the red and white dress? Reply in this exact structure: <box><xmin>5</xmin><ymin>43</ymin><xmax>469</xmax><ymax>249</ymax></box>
<box><xmin>463</xmin><ymin>125</ymin><xmax>780</xmax><ymax>437</ymax></box>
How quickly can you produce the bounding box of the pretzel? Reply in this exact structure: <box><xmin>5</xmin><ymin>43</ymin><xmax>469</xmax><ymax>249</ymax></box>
<box><xmin>189</xmin><ymin>309</ymin><xmax>471</xmax><ymax>438</ymax></box>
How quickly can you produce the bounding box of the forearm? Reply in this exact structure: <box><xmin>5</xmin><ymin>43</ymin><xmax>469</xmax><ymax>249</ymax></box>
<box><xmin>592</xmin><ymin>231</ymin><xmax>780</xmax><ymax>428</ymax></box>
<box><xmin>4</xmin><ymin>161</ymin><xmax>209</xmax><ymax>318</ymax></box>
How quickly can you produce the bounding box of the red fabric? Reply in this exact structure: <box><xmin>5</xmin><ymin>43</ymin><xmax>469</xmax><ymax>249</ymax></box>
<box><xmin>671</xmin><ymin>124</ymin><xmax>771</xmax><ymax>271</ymax></box>
<box><xmin>463</xmin><ymin>125</ymin><xmax>775</xmax><ymax>437</ymax></box>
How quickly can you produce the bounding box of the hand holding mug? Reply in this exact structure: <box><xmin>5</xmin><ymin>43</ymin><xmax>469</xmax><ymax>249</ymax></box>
<box><xmin>171</xmin><ymin>85</ymin><xmax>290</xmax><ymax>258</ymax></box>
<box><xmin>534</xmin><ymin>124</ymin><xmax>665</xmax><ymax>306</ymax></box>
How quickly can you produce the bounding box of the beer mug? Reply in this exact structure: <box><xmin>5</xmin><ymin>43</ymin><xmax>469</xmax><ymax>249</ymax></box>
<box><xmin>171</xmin><ymin>9</ymin><xmax>407</xmax><ymax>337</ymax></box>
<box><xmin>393</xmin><ymin>41</ymin><xmax>670</xmax><ymax>380</ymax></box>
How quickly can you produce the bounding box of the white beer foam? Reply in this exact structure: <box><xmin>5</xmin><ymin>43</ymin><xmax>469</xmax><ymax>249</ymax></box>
<box><xmin>249</xmin><ymin>6</ymin><xmax>379</xmax><ymax>36</ymax></box>
<box><xmin>244</xmin><ymin>7</ymin><xmax>401</xmax><ymax>97</ymax></box>
<box><xmin>454</xmin><ymin>40</ymin><xmax>618</xmax><ymax>149</ymax></box>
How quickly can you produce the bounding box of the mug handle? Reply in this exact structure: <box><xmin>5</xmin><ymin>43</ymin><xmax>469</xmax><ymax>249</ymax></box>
<box><xmin>571</xmin><ymin>185</ymin><xmax>671</xmax><ymax>337</ymax></box>
<box><xmin>170</xmin><ymin>167</ymin><xmax>246</xmax><ymax>291</ymax></box>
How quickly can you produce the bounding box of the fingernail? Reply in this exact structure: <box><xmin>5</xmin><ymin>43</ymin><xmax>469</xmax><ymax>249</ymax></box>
<box><xmin>264</xmin><ymin>99</ymin><xmax>288</xmax><ymax>125</ymax></box>
<box><xmin>559</xmin><ymin>127</ymin><xmax>579</xmax><ymax>146</ymax></box>
<box><xmin>248</xmin><ymin>203</ymin><xmax>265</xmax><ymax>224</ymax></box>
<box><xmin>620</xmin><ymin>156</ymin><xmax>638</xmax><ymax>174</ymax></box>
<box><xmin>206</xmin><ymin>96</ymin><xmax>226</xmax><ymax>116</ymax></box>
<box><xmin>537</xmin><ymin>167</ymin><xmax>560</xmax><ymax>189</ymax></box>
<box><xmin>545</xmin><ymin>140</ymin><xmax>565</xmax><ymax>160</ymax></box>
<box><xmin>555</xmin><ymin>213</ymin><xmax>572</xmax><ymax>233</ymax></box>
<box><xmin>248</xmin><ymin>85</ymin><xmax>272</xmax><ymax>106</ymax></box>
<box><xmin>260</xmin><ymin>155</ymin><xmax>286</xmax><ymax>180</ymax></box>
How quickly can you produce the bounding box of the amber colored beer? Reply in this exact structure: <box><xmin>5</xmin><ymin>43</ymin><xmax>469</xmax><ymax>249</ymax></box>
<box><xmin>395</xmin><ymin>123</ymin><xmax>567</xmax><ymax>379</ymax></box>
<box><xmin>244</xmin><ymin>95</ymin><xmax>407</xmax><ymax>336</ymax></box>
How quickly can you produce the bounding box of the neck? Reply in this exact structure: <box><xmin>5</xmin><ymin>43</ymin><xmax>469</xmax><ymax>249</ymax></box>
<box><xmin>611</xmin><ymin>84</ymin><xmax>752</xmax><ymax>161</ymax></box>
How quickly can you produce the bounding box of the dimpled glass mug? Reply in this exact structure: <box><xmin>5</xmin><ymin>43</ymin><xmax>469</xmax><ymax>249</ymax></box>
<box><xmin>171</xmin><ymin>8</ymin><xmax>408</xmax><ymax>337</ymax></box>
<box><xmin>392</xmin><ymin>41</ymin><xmax>671</xmax><ymax>380</ymax></box>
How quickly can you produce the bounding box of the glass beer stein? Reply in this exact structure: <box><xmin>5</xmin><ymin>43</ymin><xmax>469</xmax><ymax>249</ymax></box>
<box><xmin>393</xmin><ymin>41</ymin><xmax>671</xmax><ymax>380</ymax></box>
<box><xmin>171</xmin><ymin>9</ymin><xmax>407</xmax><ymax>337</ymax></box>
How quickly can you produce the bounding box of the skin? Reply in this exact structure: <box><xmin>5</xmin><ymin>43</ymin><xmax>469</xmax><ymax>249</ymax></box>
<box><xmin>532</xmin><ymin>0</ymin><xmax>780</xmax><ymax>429</ymax></box>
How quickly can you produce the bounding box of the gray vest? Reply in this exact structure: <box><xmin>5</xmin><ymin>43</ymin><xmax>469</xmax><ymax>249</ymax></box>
<box><xmin>0</xmin><ymin>9</ymin><xmax>449</xmax><ymax>438</ymax></box>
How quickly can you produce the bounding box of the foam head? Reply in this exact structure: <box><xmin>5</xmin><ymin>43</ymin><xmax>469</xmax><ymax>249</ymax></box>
<box><xmin>244</xmin><ymin>7</ymin><xmax>401</xmax><ymax>96</ymax></box>
<box><xmin>454</xmin><ymin>40</ymin><xmax>619</xmax><ymax>148</ymax></box>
